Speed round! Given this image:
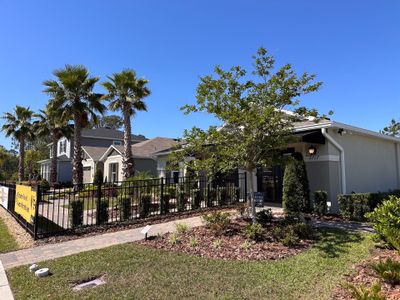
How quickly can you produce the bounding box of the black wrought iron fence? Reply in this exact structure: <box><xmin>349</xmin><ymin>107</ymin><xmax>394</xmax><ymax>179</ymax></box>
<box><xmin>32</xmin><ymin>173</ymin><xmax>247</xmax><ymax>238</ymax></box>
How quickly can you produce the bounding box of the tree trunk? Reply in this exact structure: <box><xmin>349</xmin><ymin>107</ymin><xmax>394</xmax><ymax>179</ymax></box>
<box><xmin>18</xmin><ymin>136</ymin><xmax>25</xmax><ymax>182</ymax></box>
<box><xmin>73</xmin><ymin>114</ymin><xmax>83</xmax><ymax>188</ymax></box>
<box><xmin>50</xmin><ymin>132</ymin><xmax>58</xmax><ymax>185</ymax></box>
<box><xmin>247</xmin><ymin>168</ymin><xmax>257</xmax><ymax>224</ymax></box>
<box><xmin>122</xmin><ymin>102</ymin><xmax>134</xmax><ymax>179</ymax></box>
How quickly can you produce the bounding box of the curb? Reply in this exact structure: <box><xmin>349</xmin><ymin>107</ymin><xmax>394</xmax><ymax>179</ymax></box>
<box><xmin>0</xmin><ymin>260</ymin><xmax>14</xmax><ymax>300</ymax></box>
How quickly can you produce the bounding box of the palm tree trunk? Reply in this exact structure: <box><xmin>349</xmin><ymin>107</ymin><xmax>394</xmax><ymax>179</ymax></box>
<box><xmin>73</xmin><ymin>114</ymin><xmax>83</xmax><ymax>188</ymax></box>
<box><xmin>50</xmin><ymin>132</ymin><xmax>58</xmax><ymax>185</ymax></box>
<box><xmin>122</xmin><ymin>102</ymin><xmax>134</xmax><ymax>179</ymax></box>
<box><xmin>18</xmin><ymin>136</ymin><xmax>25</xmax><ymax>182</ymax></box>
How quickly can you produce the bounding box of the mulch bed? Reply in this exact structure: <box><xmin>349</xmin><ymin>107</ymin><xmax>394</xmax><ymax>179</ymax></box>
<box><xmin>34</xmin><ymin>206</ymin><xmax>237</xmax><ymax>246</ymax></box>
<box><xmin>138</xmin><ymin>218</ymin><xmax>313</xmax><ymax>261</ymax></box>
<box><xmin>332</xmin><ymin>248</ymin><xmax>400</xmax><ymax>300</ymax></box>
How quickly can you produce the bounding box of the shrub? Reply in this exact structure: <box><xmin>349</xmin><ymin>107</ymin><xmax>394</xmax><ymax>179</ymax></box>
<box><xmin>256</xmin><ymin>209</ymin><xmax>273</xmax><ymax>224</ymax></box>
<box><xmin>282</xmin><ymin>152</ymin><xmax>310</xmax><ymax>215</ymax></box>
<box><xmin>97</xmin><ymin>198</ymin><xmax>109</xmax><ymax>224</ymax></box>
<box><xmin>139</xmin><ymin>193</ymin><xmax>152</xmax><ymax>218</ymax></box>
<box><xmin>103</xmin><ymin>186</ymin><xmax>118</xmax><ymax>197</ymax></box>
<box><xmin>371</xmin><ymin>258</ymin><xmax>400</xmax><ymax>285</ymax></box>
<box><xmin>70</xmin><ymin>200</ymin><xmax>84</xmax><ymax>228</ymax></box>
<box><xmin>177</xmin><ymin>191</ymin><xmax>187</xmax><ymax>212</ymax></box>
<box><xmin>345</xmin><ymin>282</ymin><xmax>384</xmax><ymax>300</ymax></box>
<box><xmin>313</xmin><ymin>190</ymin><xmax>328</xmax><ymax>216</ymax></box>
<box><xmin>93</xmin><ymin>168</ymin><xmax>103</xmax><ymax>186</ymax></box>
<box><xmin>365</xmin><ymin>196</ymin><xmax>400</xmax><ymax>251</ymax></box>
<box><xmin>175</xmin><ymin>222</ymin><xmax>189</xmax><ymax>234</ymax></box>
<box><xmin>245</xmin><ymin>223</ymin><xmax>263</xmax><ymax>241</ymax></box>
<box><xmin>207</xmin><ymin>188</ymin><xmax>217</xmax><ymax>207</ymax></box>
<box><xmin>189</xmin><ymin>237</ymin><xmax>198</xmax><ymax>247</ymax></box>
<box><xmin>192</xmin><ymin>189</ymin><xmax>202</xmax><ymax>210</ymax></box>
<box><xmin>39</xmin><ymin>179</ymin><xmax>50</xmax><ymax>191</ymax></box>
<box><xmin>202</xmin><ymin>211</ymin><xmax>231</xmax><ymax>236</ymax></box>
<box><xmin>281</xmin><ymin>227</ymin><xmax>299</xmax><ymax>247</ymax></box>
<box><xmin>212</xmin><ymin>239</ymin><xmax>222</xmax><ymax>249</ymax></box>
<box><xmin>291</xmin><ymin>222</ymin><xmax>314</xmax><ymax>239</ymax></box>
<box><xmin>119</xmin><ymin>196</ymin><xmax>132</xmax><ymax>221</ymax></box>
<box><xmin>240</xmin><ymin>240</ymin><xmax>252</xmax><ymax>250</ymax></box>
<box><xmin>169</xmin><ymin>232</ymin><xmax>180</xmax><ymax>245</ymax></box>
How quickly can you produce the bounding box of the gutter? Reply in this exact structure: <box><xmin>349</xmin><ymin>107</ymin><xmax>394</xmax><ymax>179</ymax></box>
<box><xmin>321</xmin><ymin>128</ymin><xmax>347</xmax><ymax>194</ymax></box>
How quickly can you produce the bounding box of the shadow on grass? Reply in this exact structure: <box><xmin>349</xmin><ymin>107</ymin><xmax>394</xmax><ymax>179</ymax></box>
<box><xmin>313</xmin><ymin>227</ymin><xmax>364</xmax><ymax>258</ymax></box>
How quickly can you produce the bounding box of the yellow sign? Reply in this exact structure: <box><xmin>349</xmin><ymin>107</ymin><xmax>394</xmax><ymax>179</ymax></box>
<box><xmin>15</xmin><ymin>185</ymin><xmax>37</xmax><ymax>223</ymax></box>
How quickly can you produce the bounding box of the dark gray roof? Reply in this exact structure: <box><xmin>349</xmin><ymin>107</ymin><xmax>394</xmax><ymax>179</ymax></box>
<box><xmin>81</xmin><ymin>128</ymin><xmax>147</xmax><ymax>142</ymax></box>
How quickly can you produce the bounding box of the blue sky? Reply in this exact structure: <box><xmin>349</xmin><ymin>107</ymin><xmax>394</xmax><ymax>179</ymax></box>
<box><xmin>0</xmin><ymin>0</ymin><xmax>399</xmax><ymax>149</ymax></box>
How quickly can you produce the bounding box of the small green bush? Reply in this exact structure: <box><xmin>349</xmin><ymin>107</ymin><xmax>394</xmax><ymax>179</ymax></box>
<box><xmin>70</xmin><ymin>200</ymin><xmax>84</xmax><ymax>228</ymax></box>
<box><xmin>175</xmin><ymin>222</ymin><xmax>189</xmax><ymax>234</ymax></box>
<box><xmin>188</xmin><ymin>236</ymin><xmax>198</xmax><ymax>247</ymax></box>
<box><xmin>313</xmin><ymin>190</ymin><xmax>328</xmax><ymax>216</ymax></box>
<box><xmin>345</xmin><ymin>282</ymin><xmax>384</xmax><ymax>300</ymax></box>
<box><xmin>169</xmin><ymin>232</ymin><xmax>180</xmax><ymax>245</ymax></box>
<box><xmin>139</xmin><ymin>193</ymin><xmax>152</xmax><ymax>218</ymax></box>
<box><xmin>371</xmin><ymin>258</ymin><xmax>400</xmax><ymax>285</ymax></box>
<box><xmin>291</xmin><ymin>222</ymin><xmax>314</xmax><ymax>239</ymax></box>
<box><xmin>202</xmin><ymin>211</ymin><xmax>231</xmax><ymax>236</ymax></box>
<box><xmin>245</xmin><ymin>223</ymin><xmax>263</xmax><ymax>241</ymax></box>
<box><xmin>40</xmin><ymin>179</ymin><xmax>50</xmax><ymax>191</ymax></box>
<box><xmin>281</xmin><ymin>228</ymin><xmax>299</xmax><ymax>247</ymax></box>
<box><xmin>365</xmin><ymin>196</ymin><xmax>400</xmax><ymax>251</ymax></box>
<box><xmin>97</xmin><ymin>198</ymin><xmax>109</xmax><ymax>224</ymax></box>
<box><xmin>240</xmin><ymin>240</ymin><xmax>252</xmax><ymax>250</ymax></box>
<box><xmin>119</xmin><ymin>196</ymin><xmax>132</xmax><ymax>221</ymax></box>
<box><xmin>256</xmin><ymin>209</ymin><xmax>273</xmax><ymax>224</ymax></box>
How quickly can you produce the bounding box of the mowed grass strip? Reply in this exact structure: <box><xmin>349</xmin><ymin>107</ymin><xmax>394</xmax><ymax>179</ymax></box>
<box><xmin>7</xmin><ymin>228</ymin><xmax>374</xmax><ymax>300</ymax></box>
<box><xmin>0</xmin><ymin>216</ymin><xmax>18</xmax><ymax>253</ymax></box>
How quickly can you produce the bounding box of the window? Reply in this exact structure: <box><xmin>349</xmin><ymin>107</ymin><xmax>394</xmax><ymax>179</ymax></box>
<box><xmin>109</xmin><ymin>163</ymin><xmax>119</xmax><ymax>182</ymax></box>
<box><xmin>113</xmin><ymin>140</ymin><xmax>122</xmax><ymax>145</ymax></box>
<box><xmin>59</xmin><ymin>139</ymin><xmax>67</xmax><ymax>155</ymax></box>
<box><xmin>49</xmin><ymin>145</ymin><xmax>53</xmax><ymax>158</ymax></box>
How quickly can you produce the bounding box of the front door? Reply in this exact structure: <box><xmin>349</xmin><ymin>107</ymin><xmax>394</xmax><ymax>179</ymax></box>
<box><xmin>256</xmin><ymin>166</ymin><xmax>284</xmax><ymax>203</ymax></box>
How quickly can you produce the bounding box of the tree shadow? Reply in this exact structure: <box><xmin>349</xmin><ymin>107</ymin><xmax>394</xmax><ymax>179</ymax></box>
<box><xmin>313</xmin><ymin>227</ymin><xmax>365</xmax><ymax>258</ymax></box>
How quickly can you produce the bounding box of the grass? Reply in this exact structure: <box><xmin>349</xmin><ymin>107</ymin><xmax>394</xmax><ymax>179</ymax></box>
<box><xmin>62</xmin><ymin>200</ymin><xmax>114</xmax><ymax>211</ymax></box>
<box><xmin>7</xmin><ymin>228</ymin><xmax>374</xmax><ymax>300</ymax></box>
<box><xmin>0</xmin><ymin>217</ymin><xmax>18</xmax><ymax>253</ymax></box>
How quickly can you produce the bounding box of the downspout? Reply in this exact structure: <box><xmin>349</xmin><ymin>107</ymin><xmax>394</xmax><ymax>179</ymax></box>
<box><xmin>321</xmin><ymin>128</ymin><xmax>347</xmax><ymax>194</ymax></box>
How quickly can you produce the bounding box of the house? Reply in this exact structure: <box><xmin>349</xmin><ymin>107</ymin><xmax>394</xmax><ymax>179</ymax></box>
<box><xmin>38</xmin><ymin>128</ymin><xmax>147</xmax><ymax>183</ymax></box>
<box><xmin>245</xmin><ymin>118</ymin><xmax>400</xmax><ymax>212</ymax></box>
<box><xmin>99</xmin><ymin>137</ymin><xmax>180</xmax><ymax>182</ymax></box>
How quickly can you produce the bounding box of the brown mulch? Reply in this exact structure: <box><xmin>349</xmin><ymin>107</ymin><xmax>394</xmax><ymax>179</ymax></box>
<box><xmin>137</xmin><ymin>219</ymin><xmax>313</xmax><ymax>261</ymax></box>
<box><xmin>0</xmin><ymin>207</ymin><xmax>34</xmax><ymax>249</ymax></box>
<box><xmin>35</xmin><ymin>207</ymin><xmax>237</xmax><ymax>246</ymax></box>
<box><xmin>332</xmin><ymin>248</ymin><xmax>400</xmax><ymax>300</ymax></box>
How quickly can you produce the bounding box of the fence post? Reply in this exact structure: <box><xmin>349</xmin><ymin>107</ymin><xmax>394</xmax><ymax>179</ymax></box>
<box><xmin>33</xmin><ymin>185</ymin><xmax>41</xmax><ymax>240</ymax></box>
<box><xmin>160</xmin><ymin>177</ymin><xmax>165</xmax><ymax>215</ymax></box>
<box><xmin>96</xmin><ymin>181</ymin><xmax>102</xmax><ymax>225</ymax></box>
<box><xmin>244</xmin><ymin>172</ymin><xmax>247</xmax><ymax>203</ymax></box>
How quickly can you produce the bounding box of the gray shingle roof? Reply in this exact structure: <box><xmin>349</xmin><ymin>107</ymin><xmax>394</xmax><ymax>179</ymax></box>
<box><xmin>82</xmin><ymin>146</ymin><xmax>110</xmax><ymax>161</ymax></box>
<box><xmin>81</xmin><ymin>128</ymin><xmax>147</xmax><ymax>142</ymax></box>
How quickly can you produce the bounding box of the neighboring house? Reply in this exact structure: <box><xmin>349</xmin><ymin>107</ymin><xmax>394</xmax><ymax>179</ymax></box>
<box><xmin>99</xmin><ymin>137</ymin><xmax>180</xmax><ymax>182</ymax></box>
<box><xmin>243</xmin><ymin>118</ymin><xmax>400</xmax><ymax>213</ymax></box>
<box><xmin>38</xmin><ymin>128</ymin><xmax>147</xmax><ymax>183</ymax></box>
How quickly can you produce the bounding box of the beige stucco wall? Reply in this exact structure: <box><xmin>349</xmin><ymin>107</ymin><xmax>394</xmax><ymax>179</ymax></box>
<box><xmin>329</xmin><ymin>129</ymin><xmax>400</xmax><ymax>193</ymax></box>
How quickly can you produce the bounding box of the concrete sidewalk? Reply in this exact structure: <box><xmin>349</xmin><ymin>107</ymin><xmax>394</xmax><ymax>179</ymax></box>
<box><xmin>0</xmin><ymin>215</ymin><xmax>203</xmax><ymax>270</ymax></box>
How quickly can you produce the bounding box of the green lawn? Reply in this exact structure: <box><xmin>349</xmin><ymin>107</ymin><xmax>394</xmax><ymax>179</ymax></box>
<box><xmin>0</xmin><ymin>217</ymin><xmax>18</xmax><ymax>253</ymax></box>
<box><xmin>7</xmin><ymin>228</ymin><xmax>374</xmax><ymax>300</ymax></box>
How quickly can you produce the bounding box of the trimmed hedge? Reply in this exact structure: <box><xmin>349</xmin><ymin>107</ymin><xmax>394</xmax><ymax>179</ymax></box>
<box><xmin>70</xmin><ymin>200</ymin><xmax>84</xmax><ymax>228</ymax></box>
<box><xmin>313</xmin><ymin>190</ymin><xmax>328</xmax><ymax>216</ymax></box>
<box><xmin>338</xmin><ymin>190</ymin><xmax>400</xmax><ymax>221</ymax></box>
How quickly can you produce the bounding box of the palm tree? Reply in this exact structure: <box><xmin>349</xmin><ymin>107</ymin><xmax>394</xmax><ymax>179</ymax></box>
<box><xmin>102</xmin><ymin>70</ymin><xmax>150</xmax><ymax>179</ymax></box>
<box><xmin>34</xmin><ymin>104</ymin><xmax>72</xmax><ymax>185</ymax></box>
<box><xmin>43</xmin><ymin>65</ymin><xmax>105</xmax><ymax>187</ymax></box>
<box><xmin>1</xmin><ymin>106</ymin><xmax>35</xmax><ymax>181</ymax></box>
